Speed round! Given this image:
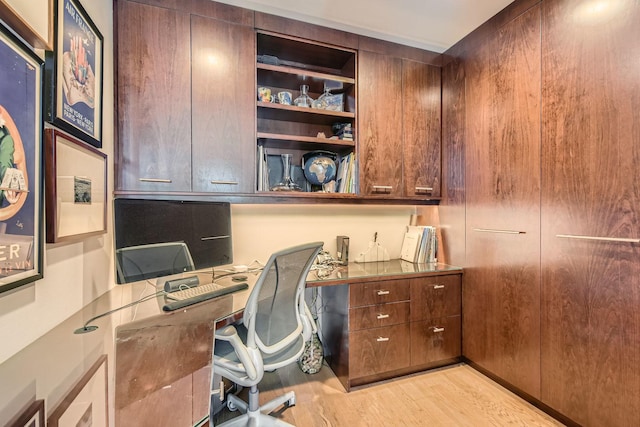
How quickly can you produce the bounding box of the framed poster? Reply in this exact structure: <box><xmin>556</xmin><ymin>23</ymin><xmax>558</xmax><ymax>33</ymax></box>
<box><xmin>0</xmin><ymin>22</ymin><xmax>44</xmax><ymax>294</ymax></box>
<box><xmin>48</xmin><ymin>355</ymin><xmax>108</xmax><ymax>427</ymax></box>
<box><xmin>44</xmin><ymin>127</ymin><xmax>106</xmax><ymax>243</ymax></box>
<box><xmin>7</xmin><ymin>399</ymin><xmax>45</xmax><ymax>427</ymax></box>
<box><xmin>46</xmin><ymin>0</ymin><xmax>102</xmax><ymax>147</ymax></box>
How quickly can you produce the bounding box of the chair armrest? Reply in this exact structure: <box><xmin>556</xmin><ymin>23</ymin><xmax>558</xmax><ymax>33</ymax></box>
<box><xmin>215</xmin><ymin>325</ymin><xmax>259</xmax><ymax>381</ymax></box>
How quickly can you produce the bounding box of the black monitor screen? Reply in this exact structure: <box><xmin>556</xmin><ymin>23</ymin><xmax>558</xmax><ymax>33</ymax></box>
<box><xmin>114</xmin><ymin>199</ymin><xmax>232</xmax><ymax>284</ymax></box>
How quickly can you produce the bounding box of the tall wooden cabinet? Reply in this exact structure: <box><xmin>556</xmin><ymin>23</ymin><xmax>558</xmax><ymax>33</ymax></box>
<box><xmin>540</xmin><ymin>0</ymin><xmax>640</xmax><ymax>425</ymax></box>
<box><xmin>462</xmin><ymin>5</ymin><xmax>541</xmax><ymax>398</ymax></box>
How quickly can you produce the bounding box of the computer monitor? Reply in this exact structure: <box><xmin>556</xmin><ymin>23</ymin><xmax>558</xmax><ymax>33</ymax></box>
<box><xmin>115</xmin><ymin>242</ymin><xmax>195</xmax><ymax>284</ymax></box>
<box><xmin>114</xmin><ymin>199</ymin><xmax>233</xmax><ymax>284</ymax></box>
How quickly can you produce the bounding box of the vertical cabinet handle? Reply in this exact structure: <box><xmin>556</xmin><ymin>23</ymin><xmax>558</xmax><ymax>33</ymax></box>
<box><xmin>376</xmin><ymin>290</ymin><xmax>390</xmax><ymax>296</ymax></box>
<box><xmin>376</xmin><ymin>313</ymin><xmax>389</xmax><ymax>320</ymax></box>
<box><xmin>432</xmin><ymin>327</ymin><xmax>445</xmax><ymax>333</ymax></box>
<box><xmin>376</xmin><ymin>337</ymin><xmax>390</xmax><ymax>342</ymax></box>
<box><xmin>433</xmin><ymin>284</ymin><xmax>445</xmax><ymax>289</ymax></box>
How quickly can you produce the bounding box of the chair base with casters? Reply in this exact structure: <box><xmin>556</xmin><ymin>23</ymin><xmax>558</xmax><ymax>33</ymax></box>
<box><xmin>219</xmin><ymin>384</ymin><xmax>295</xmax><ymax>427</ymax></box>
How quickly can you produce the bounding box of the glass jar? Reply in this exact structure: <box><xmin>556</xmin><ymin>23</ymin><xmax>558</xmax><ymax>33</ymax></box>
<box><xmin>293</xmin><ymin>84</ymin><xmax>313</xmax><ymax>108</ymax></box>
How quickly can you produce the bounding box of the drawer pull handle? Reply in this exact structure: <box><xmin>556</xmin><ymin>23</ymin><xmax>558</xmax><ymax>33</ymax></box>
<box><xmin>210</xmin><ymin>180</ymin><xmax>238</xmax><ymax>185</ymax></box>
<box><xmin>556</xmin><ymin>234</ymin><xmax>640</xmax><ymax>243</ymax></box>
<box><xmin>376</xmin><ymin>337</ymin><xmax>390</xmax><ymax>342</ymax></box>
<box><xmin>377</xmin><ymin>313</ymin><xmax>389</xmax><ymax>320</ymax></box>
<box><xmin>473</xmin><ymin>228</ymin><xmax>525</xmax><ymax>234</ymax></box>
<box><xmin>372</xmin><ymin>185</ymin><xmax>393</xmax><ymax>192</ymax></box>
<box><xmin>139</xmin><ymin>178</ymin><xmax>172</xmax><ymax>183</ymax></box>
<box><xmin>432</xmin><ymin>327</ymin><xmax>445</xmax><ymax>333</ymax></box>
<box><xmin>433</xmin><ymin>284</ymin><xmax>445</xmax><ymax>289</ymax></box>
<box><xmin>415</xmin><ymin>186</ymin><xmax>433</xmax><ymax>192</ymax></box>
<box><xmin>376</xmin><ymin>290</ymin><xmax>390</xmax><ymax>296</ymax></box>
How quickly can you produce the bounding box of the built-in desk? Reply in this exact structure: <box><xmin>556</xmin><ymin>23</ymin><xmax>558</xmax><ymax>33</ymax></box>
<box><xmin>113</xmin><ymin>261</ymin><xmax>462</xmax><ymax>425</ymax></box>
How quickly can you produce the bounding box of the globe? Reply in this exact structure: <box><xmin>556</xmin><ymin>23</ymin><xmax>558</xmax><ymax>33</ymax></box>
<box><xmin>303</xmin><ymin>153</ymin><xmax>337</xmax><ymax>186</ymax></box>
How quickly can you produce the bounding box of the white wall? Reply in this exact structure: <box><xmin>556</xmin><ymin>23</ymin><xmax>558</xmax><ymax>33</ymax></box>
<box><xmin>0</xmin><ymin>0</ymin><xmax>115</xmax><ymax>364</ymax></box>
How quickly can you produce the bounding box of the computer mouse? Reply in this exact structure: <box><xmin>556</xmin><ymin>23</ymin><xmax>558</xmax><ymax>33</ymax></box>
<box><xmin>232</xmin><ymin>275</ymin><xmax>248</xmax><ymax>282</ymax></box>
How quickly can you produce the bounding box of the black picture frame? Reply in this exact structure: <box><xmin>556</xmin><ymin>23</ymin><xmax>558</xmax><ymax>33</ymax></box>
<box><xmin>45</xmin><ymin>0</ymin><xmax>103</xmax><ymax>148</ymax></box>
<box><xmin>0</xmin><ymin>21</ymin><xmax>44</xmax><ymax>294</ymax></box>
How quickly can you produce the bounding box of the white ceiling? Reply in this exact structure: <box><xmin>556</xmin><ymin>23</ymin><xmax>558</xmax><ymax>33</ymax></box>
<box><xmin>214</xmin><ymin>0</ymin><xmax>515</xmax><ymax>53</ymax></box>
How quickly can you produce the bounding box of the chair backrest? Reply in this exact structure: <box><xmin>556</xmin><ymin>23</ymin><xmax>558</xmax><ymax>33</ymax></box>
<box><xmin>243</xmin><ymin>242</ymin><xmax>323</xmax><ymax>355</ymax></box>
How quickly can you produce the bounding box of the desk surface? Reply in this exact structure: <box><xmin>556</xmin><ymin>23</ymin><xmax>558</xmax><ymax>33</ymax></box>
<box><xmin>114</xmin><ymin>260</ymin><xmax>462</xmax><ymax>423</ymax></box>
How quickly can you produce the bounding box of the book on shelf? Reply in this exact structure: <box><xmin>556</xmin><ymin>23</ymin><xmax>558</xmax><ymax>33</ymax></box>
<box><xmin>402</xmin><ymin>225</ymin><xmax>437</xmax><ymax>264</ymax></box>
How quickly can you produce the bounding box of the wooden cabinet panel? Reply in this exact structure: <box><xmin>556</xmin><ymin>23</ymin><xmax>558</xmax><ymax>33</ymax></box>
<box><xmin>462</xmin><ymin>5</ymin><xmax>541</xmax><ymax>399</ymax></box>
<box><xmin>358</xmin><ymin>51</ymin><xmax>403</xmax><ymax>197</ymax></box>
<box><xmin>116</xmin><ymin>0</ymin><xmax>192</xmax><ymax>192</ymax></box>
<box><xmin>349</xmin><ymin>324</ymin><xmax>411</xmax><ymax>378</ymax></box>
<box><xmin>349</xmin><ymin>279</ymin><xmax>410</xmax><ymax>307</ymax></box>
<box><xmin>410</xmin><ymin>315</ymin><xmax>461</xmax><ymax>366</ymax></box>
<box><xmin>191</xmin><ymin>15</ymin><xmax>255</xmax><ymax>193</ymax></box>
<box><xmin>349</xmin><ymin>301</ymin><xmax>409</xmax><ymax>331</ymax></box>
<box><xmin>402</xmin><ymin>60</ymin><xmax>441</xmax><ymax>198</ymax></box>
<box><xmin>541</xmin><ymin>0</ymin><xmax>640</xmax><ymax>425</ymax></box>
<box><xmin>410</xmin><ymin>275</ymin><xmax>460</xmax><ymax>321</ymax></box>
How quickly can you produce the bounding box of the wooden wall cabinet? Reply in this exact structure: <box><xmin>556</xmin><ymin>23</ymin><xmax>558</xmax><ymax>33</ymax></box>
<box><xmin>359</xmin><ymin>51</ymin><xmax>441</xmax><ymax>199</ymax></box>
<box><xmin>322</xmin><ymin>273</ymin><xmax>461</xmax><ymax>391</ymax></box>
<box><xmin>116</xmin><ymin>0</ymin><xmax>255</xmax><ymax>194</ymax></box>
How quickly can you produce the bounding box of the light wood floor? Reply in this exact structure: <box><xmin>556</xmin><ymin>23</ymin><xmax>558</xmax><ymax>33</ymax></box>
<box><xmin>213</xmin><ymin>362</ymin><xmax>564</xmax><ymax>426</ymax></box>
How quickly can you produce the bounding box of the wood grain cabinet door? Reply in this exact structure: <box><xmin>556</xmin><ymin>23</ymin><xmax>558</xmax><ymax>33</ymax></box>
<box><xmin>540</xmin><ymin>0</ymin><xmax>640</xmax><ymax>425</ymax></box>
<box><xmin>410</xmin><ymin>315</ymin><xmax>461</xmax><ymax>366</ymax></box>
<box><xmin>191</xmin><ymin>15</ymin><xmax>256</xmax><ymax>193</ymax></box>
<box><xmin>116</xmin><ymin>0</ymin><xmax>192</xmax><ymax>192</ymax></box>
<box><xmin>402</xmin><ymin>60</ymin><xmax>441</xmax><ymax>198</ymax></box>
<box><xmin>462</xmin><ymin>5</ymin><xmax>542</xmax><ymax>399</ymax></box>
<box><xmin>358</xmin><ymin>51</ymin><xmax>403</xmax><ymax>197</ymax></box>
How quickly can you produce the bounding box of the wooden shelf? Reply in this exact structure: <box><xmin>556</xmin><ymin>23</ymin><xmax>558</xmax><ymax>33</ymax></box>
<box><xmin>257</xmin><ymin>132</ymin><xmax>355</xmax><ymax>147</ymax></box>
<box><xmin>257</xmin><ymin>63</ymin><xmax>355</xmax><ymax>91</ymax></box>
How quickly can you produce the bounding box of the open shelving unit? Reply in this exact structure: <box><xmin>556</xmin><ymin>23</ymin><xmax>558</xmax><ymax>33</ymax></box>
<box><xmin>256</xmin><ymin>31</ymin><xmax>357</xmax><ymax>194</ymax></box>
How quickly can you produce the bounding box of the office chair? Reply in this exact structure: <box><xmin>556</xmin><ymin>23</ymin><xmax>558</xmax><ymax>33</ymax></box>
<box><xmin>210</xmin><ymin>242</ymin><xmax>324</xmax><ymax>427</ymax></box>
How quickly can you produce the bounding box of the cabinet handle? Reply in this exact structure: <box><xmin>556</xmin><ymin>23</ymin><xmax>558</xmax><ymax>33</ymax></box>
<box><xmin>473</xmin><ymin>228</ymin><xmax>525</xmax><ymax>234</ymax></box>
<box><xmin>376</xmin><ymin>290</ymin><xmax>390</xmax><ymax>296</ymax></box>
<box><xmin>556</xmin><ymin>234</ymin><xmax>640</xmax><ymax>244</ymax></box>
<box><xmin>201</xmin><ymin>235</ymin><xmax>230</xmax><ymax>241</ymax></box>
<box><xmin>377</xmin><ymin>313</ymin><xmax>389</xmax><ymax>320</ymax></box>
<box><xmin>432</xmin><ymin>327</ymin><xmax>445</xmax><ymax>333</ymax></box>
<box><xmin>210</xmin><ymin>180</ymin><xmax>238</xmax><ymax>185</ymax></box>
<box><xmin>372</xmin><ymin>185</ymin><xmax>392</xmax><ymax>192</ymax></box>
<box><xmin>376</xmin><ymin>337</ymin><xmax>390</xmax><ymax>342</ymax></box>
<box><xmin>415</xmin><ymin>186</ymin><xmax>433</xmax><ymax>192</ymax></box>
<box><xmin>433</xmin><ymin>284</ymin><xmax>445</xmax><ymax>289</ymax></box>
<box><xmin>139</xmin><ymin>178</ymin><xmax>172</xmax><ymax>183</ymax></box>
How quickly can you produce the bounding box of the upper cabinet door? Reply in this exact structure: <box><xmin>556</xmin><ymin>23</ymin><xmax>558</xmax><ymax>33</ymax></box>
<box><xmin>191</xmin><ymin>15</ymin><xmax>256</xmax><ymax>193</ymax></box>
<box><xmin>402</xmin><ymin>60</ymin><xmax>441</xmax><ymax>198</ymax></box>
<box><xmin>116</xmin><ymin>0</ymin><xmax>192</xmax><ymax>192</ymax></box>
<box><xmin>358</xmin><ymin>51</ymin><xmax>403</xmax><ymax>197</ymax></box>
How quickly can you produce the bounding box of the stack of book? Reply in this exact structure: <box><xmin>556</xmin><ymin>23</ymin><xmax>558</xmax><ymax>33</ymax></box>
<box><xmin>335</xmin><ymin>152</ymin><xmax>356</xmax><ymax>193</ymax></box>
<box><xmin>332</xmin><ymin>123</ymin><xmax>353</xmax><ymax>141</ymax></box>
<box><xmin>400</xmin><ymin>225</ymin><xmax>437</xmax><ymax>264</ymax></box>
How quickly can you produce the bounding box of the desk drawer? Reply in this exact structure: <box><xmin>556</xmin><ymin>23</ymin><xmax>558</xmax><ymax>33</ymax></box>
<box><xmin>350</xmin><ymin>323</ymin><xmax>411</xmax><ymax>378</ymax></box>
<box><xmin>350</xmin><ymin>279</ymin><xmax>410</xmax><ymax>307</ymax></box>
<box><xmin>410</xmin><ymin>274</ymin><xmax>461</xmax><ymax>321</ymax></box>
<box><xmin>349</xmin><ymin>301</ymin><xmax>410</xmax><ymax>331</ymax></box>
<box><xmin>410</xmin><ymin>315</ymin><xmax>461</xmax><ymax>366</ymax></box>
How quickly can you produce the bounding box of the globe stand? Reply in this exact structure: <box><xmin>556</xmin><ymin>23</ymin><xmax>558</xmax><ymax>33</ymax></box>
<box><xmin>270</xmin><ymin>153</ymin><xmax>302</xmax><ymax>192</ymax></box>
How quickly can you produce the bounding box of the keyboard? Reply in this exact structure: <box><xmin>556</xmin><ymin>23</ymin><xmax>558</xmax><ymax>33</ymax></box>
<box><xmin>162</xmin><ymin>282</ymin><xmax>249</xmax><ymax>312</ymax></box>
